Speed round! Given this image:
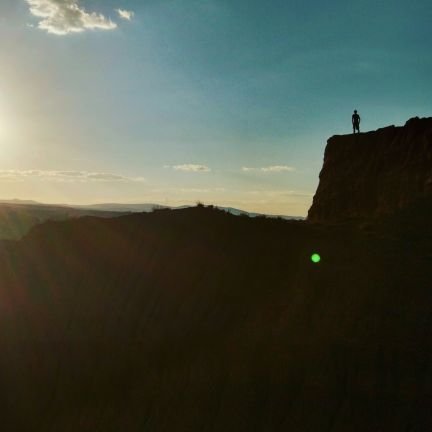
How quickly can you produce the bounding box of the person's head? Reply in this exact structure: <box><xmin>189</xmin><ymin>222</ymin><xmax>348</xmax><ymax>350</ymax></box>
<box><xmin>354</xmin><ymin>110</ymin><xmax>357</xmax><ymax>114</ymax></box>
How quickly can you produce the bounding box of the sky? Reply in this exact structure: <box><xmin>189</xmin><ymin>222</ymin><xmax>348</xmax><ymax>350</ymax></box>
<box><xmin>0</xmin><ymin>0</ymin><xmax>431</xmax><ymax>216</ymax></box>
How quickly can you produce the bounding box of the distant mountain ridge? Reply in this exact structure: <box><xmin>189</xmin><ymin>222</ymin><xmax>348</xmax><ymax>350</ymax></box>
<box><xmin>0</xmin><ymin>198</ymin><xmax>303</xmax><ymax>219</ymax></box>
<box><xmin>71</xmin><ymin>202</ymin><xmax>304</xmax><ymax>219</ymax></box>
<box><xmin>0</xmin><ymin>201</ymin><xmax>127</xmax><ymax>240</ymax></box>
<box><xmin>0</xmin><ymin>200</ymin><xmax>304</xmax><ymax>240</ymax></box>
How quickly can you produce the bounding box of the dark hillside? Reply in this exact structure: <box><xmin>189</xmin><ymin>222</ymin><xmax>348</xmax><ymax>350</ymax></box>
<box><xmin>0</xmin><ymin>205</ymin><xmax>431</xmax><ymax>431</ymax></box>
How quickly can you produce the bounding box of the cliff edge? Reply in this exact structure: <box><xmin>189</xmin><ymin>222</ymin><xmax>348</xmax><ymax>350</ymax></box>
<box><xmin>308</xmin><ymin>117</ymin><xmax>432</xmax><ymax>222</ymax></box>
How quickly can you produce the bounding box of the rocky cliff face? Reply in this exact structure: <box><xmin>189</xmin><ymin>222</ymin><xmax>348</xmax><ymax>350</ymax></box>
<box><xmin>308</xmin><ymin>117</ymin><xmax>432</xmax><ymax>222</ymax></box>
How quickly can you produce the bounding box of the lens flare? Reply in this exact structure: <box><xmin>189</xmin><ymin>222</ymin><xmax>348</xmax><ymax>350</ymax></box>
<box><xmin>311</xmin><ymin>253</ymin><xmax>321</xmax><ymax>263</ymax></box>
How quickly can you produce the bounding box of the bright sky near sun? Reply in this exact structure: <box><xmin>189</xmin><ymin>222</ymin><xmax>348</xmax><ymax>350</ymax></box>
<box><xmin>0</xmin><ymin>0</ymin><xmax>431</xmax><ymax>215</ymax></box>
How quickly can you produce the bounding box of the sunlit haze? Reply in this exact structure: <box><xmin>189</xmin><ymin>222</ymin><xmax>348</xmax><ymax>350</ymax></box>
<box><xmin>0</xmin><ymin>0</ymin><xmax>431</xmax><ymax>215</ymax></box>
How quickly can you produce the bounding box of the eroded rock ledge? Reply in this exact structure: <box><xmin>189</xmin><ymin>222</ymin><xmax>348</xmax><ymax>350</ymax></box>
<box><xmin>308</xmin><ymin>117</ymin><xmax>432</xmax><ymax>222</ymax></box>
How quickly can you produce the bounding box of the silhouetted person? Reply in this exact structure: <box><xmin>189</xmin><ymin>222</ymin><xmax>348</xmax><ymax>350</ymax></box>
<box><xmin>352</xmin><ymin>110</ymin><xmax>361</xmax><ymax>134</ymax></box>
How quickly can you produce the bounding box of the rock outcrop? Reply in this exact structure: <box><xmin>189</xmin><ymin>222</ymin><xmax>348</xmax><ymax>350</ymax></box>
<box><xmin>308</xmin><ymin>117</ymin><xmax>432</xmax><ymax>222</ymax></box>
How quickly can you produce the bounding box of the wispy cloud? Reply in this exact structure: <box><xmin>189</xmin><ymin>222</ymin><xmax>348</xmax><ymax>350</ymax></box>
<box><xmin>0</xmin><ymin>170</ymin><xmax>145</xmax><ymax>183</ymax></box>
<box><xmin>245</xmin><ymin>189</ymin><xmax>312</xmax><ymax>198</ymax></box>
<box><xmin>26</xmin><ymin>0</ymin><xmax>118</xmax><ymax>35</ymax></box>
<box><xmin>242</xmin><ymin>165</ymin><xmax>295</xmax><ymax>173</ymax></box>
<box><xmin>165</xmin><ymin>164</ymin><xmax>211</xmax><ymax>173</ymax></box>
<box><xmin>151</xmin><ymin>187</ymin><xmax>225</xmax><ymax>194</ymax></box>
<box><xmin>116</xmin><ymin>9</ymin><xmax>134</xmax><ymax>21</ymax></box>
<box><xmin>261</xmin><ymin>165</ymin><xmax>295</xmax><ymax>172</ymax></box>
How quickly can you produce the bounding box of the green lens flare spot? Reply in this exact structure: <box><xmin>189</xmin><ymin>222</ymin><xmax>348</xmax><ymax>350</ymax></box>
<box><xmin>311</xmin><ymin>253</ymin><xmax>321</xmax><ymax>263</ymax></box>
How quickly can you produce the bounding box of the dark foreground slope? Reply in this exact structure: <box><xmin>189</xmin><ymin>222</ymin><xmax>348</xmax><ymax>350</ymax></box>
<box><xmin>0</xmin><ymin>205</ymin><xmax>431</xmax><ymax>431</ymax></box>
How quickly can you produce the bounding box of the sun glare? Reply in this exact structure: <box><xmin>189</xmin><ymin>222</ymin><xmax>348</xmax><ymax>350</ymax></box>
<box><xmin>0</xmin><ymin>99</ymin><xmax>15</xmax><ymax>143</ymax></box>
<box><xmin>0</xmin><ymin>104</ymin><xmax>7</xmax><ymax>140</ymax></box>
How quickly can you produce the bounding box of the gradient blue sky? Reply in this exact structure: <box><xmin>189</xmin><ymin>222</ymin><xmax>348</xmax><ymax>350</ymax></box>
<box><xmin>0</xmin><ymin>0</ymin><xmax>431</xmax><ymax>215</ymax></box>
